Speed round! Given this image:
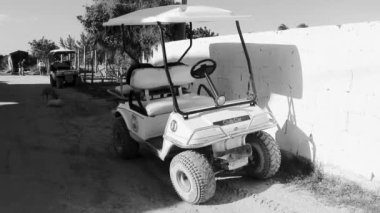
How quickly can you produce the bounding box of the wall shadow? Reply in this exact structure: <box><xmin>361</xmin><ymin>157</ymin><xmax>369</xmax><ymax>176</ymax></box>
<box><xmin>209</xmin><ymin>43</ymin><xmax>302</xmax><ymax>102</ymax></box>
<box><xmin>210</xmin><ymin>42</ymin><xmax>315</xmax><ymax>163</ymax></box>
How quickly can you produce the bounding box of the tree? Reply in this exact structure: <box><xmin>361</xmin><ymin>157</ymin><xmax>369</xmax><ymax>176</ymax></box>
<box><xmin>277</xmin><ymin>24</ymin><xmax>289</xmax><ymax>31</ymax></box>
<box><xmin>59</xmin><ymin>35</ymin><xmax>78</xmax><ymax>50</ymax></box>
<box><xmin>77</xmin><ymin>0</ymin><xmax>175</xmax><ymax>64</ymax></box>
<box><xmin>186</xmin><ymin>25</ymin><xmax>219</xmax><ymax>39</ymax></box>
<box><xmin>297</xmin><ymin>23</ymin><xmax>309</xmax><ymax>28</ymax></box>
<box><xmin>76</xmin><ymin>32</ymin><xmax>92</xmax><ymax>51</ymax></box>
<box><xmin>28</xmin><ymin>37</ymin><xmax>58</xmax><ymax>63</ymax></box>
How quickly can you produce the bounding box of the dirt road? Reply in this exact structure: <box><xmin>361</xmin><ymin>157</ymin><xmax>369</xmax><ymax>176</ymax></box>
<box><xmin>0</xmin><ymin>75</ymin><xmax>356</xmax><ymax>213</ymax></box>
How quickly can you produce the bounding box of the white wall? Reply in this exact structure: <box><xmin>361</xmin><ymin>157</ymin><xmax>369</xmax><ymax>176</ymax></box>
<box><xmin>151</xmin><ymin>21</ymin><xmax>380</xmax><ymax>185</ymax></box>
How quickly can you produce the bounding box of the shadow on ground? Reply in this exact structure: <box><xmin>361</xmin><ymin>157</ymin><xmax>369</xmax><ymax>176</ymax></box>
<box><xmin>0</xmin><ymin>75</ymin><xmax>318</xmax><ymax>213</ymax></box>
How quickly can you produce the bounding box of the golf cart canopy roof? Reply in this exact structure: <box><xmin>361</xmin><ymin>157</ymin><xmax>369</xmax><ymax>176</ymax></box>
<box><xmin>103</xmin><ymin>5</ymin><xmax>250</xmax><ymax>26</ymax></box>
<box><xmin>49</xmin><ymin>48</ymin><xmax>75</xmax><ymax>54</ymax></box>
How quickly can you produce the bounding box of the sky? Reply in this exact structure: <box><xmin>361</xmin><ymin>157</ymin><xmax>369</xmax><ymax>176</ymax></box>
<box><xmin>190</xmin><ymin>0</ymin><xmax>380</xmax><ymax>35</ymax></box>
<box><xmin>0</xmin><ymin>0</ymin><xmax>91</xmax><ymax>55</ymax></box>
<box><xmin>1</xmin><ymin>0</ymin><xmax>380</xmax><ymax>55</ymax></box>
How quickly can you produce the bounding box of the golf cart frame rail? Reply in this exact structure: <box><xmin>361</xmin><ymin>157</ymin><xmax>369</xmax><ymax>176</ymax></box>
<box><xmin>105</xmin><ymin>5</ymin><xmax>257</xmax><ymax>119</ymax></box>
<box><xmin>157</xmin><ymin>20</ymin><xmax>256</xmax><ymax>118</ymax></box>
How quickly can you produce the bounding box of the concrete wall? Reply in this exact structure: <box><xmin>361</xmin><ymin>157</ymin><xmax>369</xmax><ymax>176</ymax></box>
<box><xmin>151</xmin><ymin>21</ymin><xmax>380</xmax><ymax>185</ymax></box>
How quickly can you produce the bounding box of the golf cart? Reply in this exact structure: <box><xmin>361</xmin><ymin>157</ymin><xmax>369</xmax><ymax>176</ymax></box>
<box><xmin>48</xmin><ymin>48</ymin><xmax>79</xmax><ymax>88</ymax></box>
<box><xmin>104</xmin><ymin>5</ymin><xmax>281</xmax><ymax>204</ymax></box>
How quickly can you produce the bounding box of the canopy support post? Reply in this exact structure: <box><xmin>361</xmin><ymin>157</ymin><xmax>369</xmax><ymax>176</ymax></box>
<box><xmin>177</xmin><ymin>22</ymin><xmax>193</xmax><ymax>63</ymax></box>
<box><xmin>236</xmin><ymin>21</ymin><xmax>257</xmax><ymax>104</ymax></box>
<box><xmin>158</xmin><ymin>22</ymin><xmax>181</xmax><ymax>114</ymax></box>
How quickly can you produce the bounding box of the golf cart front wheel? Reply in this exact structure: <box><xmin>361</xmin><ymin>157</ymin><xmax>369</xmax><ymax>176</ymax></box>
<box><xmin>112</xmin><ymin>117</ymin><xmax>139</xmax><ymax>159</ymax></box>
<box><xmin>245</xmin><ymin>131</ymin><xmax>281</xmax><ymax>179</ymax></box>
<box><xmin>56</xmin><ymin>77</ymin><xmax>63</xmax><ymax>89</ymax></box>
<box><xmin>170</xmin><ymin>151</ymin><xmax>216</xmax><ymax>204</ymax></box>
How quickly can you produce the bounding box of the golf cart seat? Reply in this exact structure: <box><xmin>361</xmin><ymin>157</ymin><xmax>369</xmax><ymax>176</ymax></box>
<box><xmin>127</xmin><ymin>63</ymin><xmax>215</xmax><ymax>116</ymax></box>
<box><xmin>129</xmin><ymin>64</ymin><xmax>194</xmax><ymax>89</ymax></box>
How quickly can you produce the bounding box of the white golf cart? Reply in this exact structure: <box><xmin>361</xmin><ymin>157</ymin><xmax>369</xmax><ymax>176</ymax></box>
<box><xmin>48</xmin><ymin>48</ymin><xmax>79</xmax><ymax>88</ymax></box>
<box><xmin>104</xmin><ymin>5</ymin><xmax>281</xmax><ymax>204</ymax></box>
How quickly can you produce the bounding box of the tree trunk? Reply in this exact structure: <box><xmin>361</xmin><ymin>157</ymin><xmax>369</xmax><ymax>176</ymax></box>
<box><xmin>91</xmin><ymin>48</ymin><xmax>94</xmax><ymax>84</ymax></box>
<box><xmin>83</xmin><ymin>46</ymin><xmax>86</xmax><ymax>83</ymax></box>
<box><xmin>105</xmin><ymin>52</ymin><xmax>107</xmax><ymax>78</ymax></box>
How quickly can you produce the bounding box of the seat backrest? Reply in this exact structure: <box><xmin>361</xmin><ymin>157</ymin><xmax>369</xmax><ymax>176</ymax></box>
<box><xmin>129</xmin><ymin>64</ymin><xmax>195</xmax><ymax>90</ymax></box>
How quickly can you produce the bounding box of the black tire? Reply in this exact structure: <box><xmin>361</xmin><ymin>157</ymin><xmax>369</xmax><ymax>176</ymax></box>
<box><xmin>71</xmin><ymin>75</ymin><xmax>77</xmax><ymax>86</ymax></box>
<box><xmin>170</xmin><ymin>151</ymin><xmax>216</xmax><ymax>204</ymax></box>
<box><xmin>56</xmin><ymin>77</ymin><xmax>63</xmax><ymax>89</ymax></box>
<box><xmin>112</xmin><ymin>117</ymin><xmax>139</xmax><ymax>159</ymax></box>
<box><xmin>50</xmin><ymin>76</ymin><xmax>56</xmax><ymax>87</ymax></box>
<box><xmin>245</xmin><ymin>131</ymin><xmax>281</xmax><ymax>179</ymax></box>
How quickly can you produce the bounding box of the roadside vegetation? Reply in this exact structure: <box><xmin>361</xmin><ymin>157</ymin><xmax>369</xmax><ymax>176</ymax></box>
<box><xmin>276</xmin><ymin>154</ymin><xmax>380</xmax><ymax>212</ymax></box>
<box><xmin>24</xmin><ymin>0</ymin><xmax>219</xmax><ymax>82</ymax></box>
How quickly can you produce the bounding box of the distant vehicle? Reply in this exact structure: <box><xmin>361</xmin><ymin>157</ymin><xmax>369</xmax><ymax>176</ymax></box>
<box><xmin>104</xmin><ymin>5</ymin><xmax>281</xmax><ymax>204</ymax></box>
<box><xmin>48</xmin><ymin>48</ymin><xmax>78</xmax><ymax>88</ymax></box>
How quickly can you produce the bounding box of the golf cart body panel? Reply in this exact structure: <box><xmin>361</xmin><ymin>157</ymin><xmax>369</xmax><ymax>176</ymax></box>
<box><xmin>115</xmin><ymin>104</ymin><xmax>170</xmax><ymax>140</ymax></box>
<box><xmin>164</xmin><ymin>106</ymin><xmax>276</xmax><ymax>149</ymax></box>
<box><xmin>113</xmin><ymin>98</ymin><xmax>276</xmax><ymax>160</ymax></box>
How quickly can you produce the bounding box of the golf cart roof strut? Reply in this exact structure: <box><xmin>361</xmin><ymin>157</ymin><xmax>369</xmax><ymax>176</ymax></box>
<box><xmin>177</xmin><ymin>22</ymin><xmax>193</xmax><ymax>63</ymax></box>
<box><xmin>236</xmin><ymin>21</ymin><xmax>257</xmax><ymax>102</ymax></box>
<box><xmin>121</xmin><ymin>25</ymin><xmax>126</xmax><ymax>53</ymax></box>
<box><xmin>158</xmin><ymin>22</ymin><xmax>181</xmax><ymax>114</ymax></box>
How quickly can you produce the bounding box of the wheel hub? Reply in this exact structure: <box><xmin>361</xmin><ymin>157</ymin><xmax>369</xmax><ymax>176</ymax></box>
<box><xmin>176</xmin><ymin>171</ymin><xmax>191</xmax><ymax>193</ymax></box>
<box><xmin>250</xmin><ymin>146</ymin><xmax>261</xmax><ymax>170</ymax></box>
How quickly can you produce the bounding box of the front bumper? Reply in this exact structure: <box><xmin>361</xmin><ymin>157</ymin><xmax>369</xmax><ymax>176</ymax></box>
<box><xmin>164</xmin><ymin>113</ymin><xmax>277</xmax><ymax>149</ymax></box>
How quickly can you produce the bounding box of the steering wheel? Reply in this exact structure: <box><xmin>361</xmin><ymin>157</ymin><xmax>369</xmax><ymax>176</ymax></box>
<box><xmin>190</xmin><ymin>59</ymin><xmax>217</xmax><ymax>79</ymax></box>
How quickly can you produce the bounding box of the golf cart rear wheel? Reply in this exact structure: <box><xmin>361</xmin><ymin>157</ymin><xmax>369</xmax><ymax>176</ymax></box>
<box><xmin>50</xmin><ymin>76</ymin><xmax>56</xmax><ymax>87</ymax></box>
<box><xmin>56</xmin><ymin>77</ymin><xmax>63</xmax><ymax>89</ymax></box>
<box><xmin>70</xmin><ymin>76</ymin><xmax>77</xmax><ymax>86</ymax></box>
<box><xmin>245</xmin><ymin>131</ymin><xmax>281</xmax><ymax>179</ymax></box>
<box><xmin>112</xmin><ymin>117</ymin><xmax>139</xmax><ymax>159</ymax></box>
<box><xmin>170</xmin><ymin>151</ymin><xmax>216</xmax><ymax>204</ymax></box>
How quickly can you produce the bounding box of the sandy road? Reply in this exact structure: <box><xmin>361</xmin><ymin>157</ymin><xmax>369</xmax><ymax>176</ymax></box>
<box><xmin>0</xmin><ymin>75</ymin><xmax>356</xmax><ymax>213</ymax></box>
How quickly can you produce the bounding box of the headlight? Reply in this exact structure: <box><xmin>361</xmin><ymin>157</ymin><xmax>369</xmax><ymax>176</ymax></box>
<box><xmin>216</xmin><ymin>95</ymin><xmax>226</xmax><ymax>106</ymax></box>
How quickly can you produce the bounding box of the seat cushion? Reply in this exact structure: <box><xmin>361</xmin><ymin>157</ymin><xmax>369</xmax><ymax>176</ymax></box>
<box><xmin>145</xmin><ymin>94</ymin><xmax>214</xmax><ymax>116</ymax></box>
<box><xmin>130</xmin><ymin>65</ymin><xmax>195</xmax><ymax>90</ymax></box>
